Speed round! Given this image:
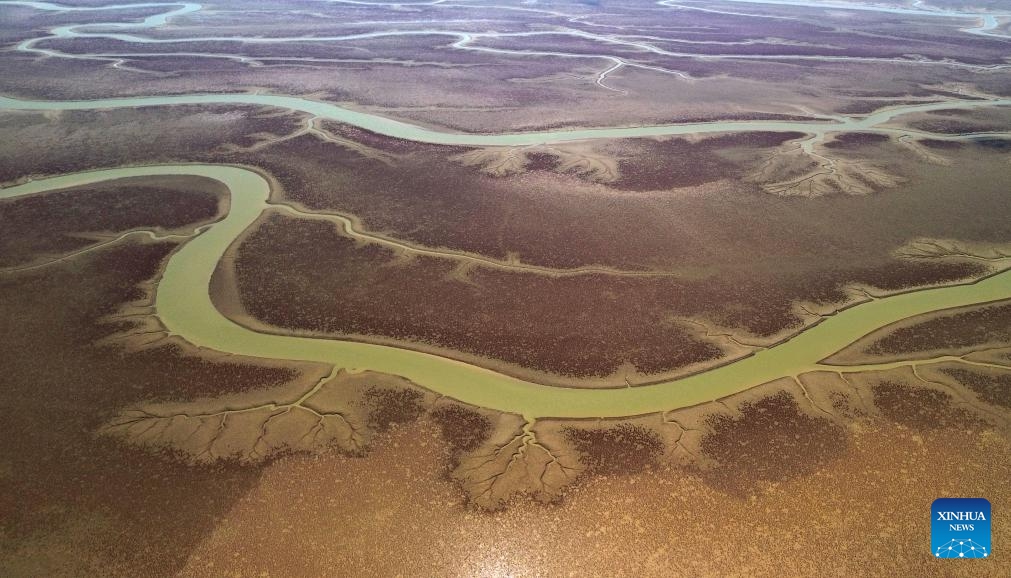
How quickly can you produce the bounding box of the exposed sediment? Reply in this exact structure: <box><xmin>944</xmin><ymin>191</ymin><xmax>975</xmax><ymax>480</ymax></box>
<box><xmin>102</xmin><ymin>342</ymin><xmax>1011</xmax><ymax>509</ymax></box>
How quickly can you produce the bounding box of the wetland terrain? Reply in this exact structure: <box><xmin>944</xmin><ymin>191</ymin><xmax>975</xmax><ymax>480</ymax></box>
<box><xmin>1</xmin><ymin>0</ymin><xmax>1010</xmax><ymax>575</ymax></box>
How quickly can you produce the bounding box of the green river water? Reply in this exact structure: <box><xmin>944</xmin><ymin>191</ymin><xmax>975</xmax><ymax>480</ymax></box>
<box><xmin>2</xmin><ymin>0</ymin><xmax>1011</xmax><ymax>417</ymax></box>
<box><xmin>3</xmin><ymin>163</ymin><xmax>1008</xmax><ymax>419</ymax></box>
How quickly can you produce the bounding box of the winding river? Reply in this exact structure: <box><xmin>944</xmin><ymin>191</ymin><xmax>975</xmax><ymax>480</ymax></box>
<box><xmin>2</xmin><ymin>0</ymin><xmax>1010</xmax><ymax>419</ymax></box>
<box><xmin>2</xmin><ymin>162</ymin><xmax>1009</xmax><ymax>420</ymax></box>
<box><xmin>6</xmin><ymin>0</ymin><xmax>1009</xmax><ymax>84</ymax></box>
<box><xmin>2</xmin><ymin>93</ymin><xmax>1010</xmax><ymax>146</ymax></box>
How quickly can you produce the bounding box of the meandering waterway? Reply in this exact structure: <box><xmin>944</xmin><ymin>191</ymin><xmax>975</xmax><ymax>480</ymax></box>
<box><xmin>2</xmin><ymin>93</ymin><xmax>1009</xmax><ymax>146</ymax></box>
<box><xmin>2</xmin><ymin>0</ymin><xmax>1009</xmax><ymax>418</ymax></box>
<box><xmin>6</xmin><ymin>0</ymin><xmax>1009</xmax><ymax>86</ymax></box>
<box><xmin>2</xmin><ymin>164</ymin><xmax>1009</xmax><ymax>419</ymax></box>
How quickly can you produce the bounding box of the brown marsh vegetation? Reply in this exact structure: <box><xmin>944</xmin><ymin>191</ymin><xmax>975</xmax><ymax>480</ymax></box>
<box><xmin>0</xmin><ymin>163</ymin><xmax>1007</xmax><ymax>572</ymax></box>
<box><xmin>3</xmin><ymin>103</ymin><xmax>1007</xmax><ymax>378</ymax></box>
<box><xmin>5</xmin><ymin>0</ymin><xmax>1010</xmax><ymax>131</ymax></box>
<box><xmin>225</xmin><ymin>208</ymin><xmax>992</xmax><ymax>383</ymax></box>
<box><xmin>887</xmin><ymin>106</ymin><xmax>1011</xmax><ymax>135</ymax></box>
<box><xmin>0</xmin><ymin>107</ymin><xmax>304</xmax><ymax>185</ymax></box>
<box><xmin>244</xmin><ymin>126</ymin><xmax>1010</xmax><ymax>280</ymax></box>
<box><xmin>868</xmin><ymin>301</ymin><xmax>1011</xmax><ymax>356</ymax></box>
<box><xmin>0</xmin><ymin>175</ymin><xmax>225</xmax><ymax>267</ymax></box>
<box><xmin>830</xmin><ymin>300</ymin><xmax>1011</xmax><ymax>363</ymax></box>
<box><xmin>0</xmin><ymin>221</ymin><xmax>314</xmax><ymax>574</ymax></box>
<box><xmin>698</xmin><ymin>391</ymin><xmax>848</xmax><ymax>496</ymax></box>
<box><xmin>940</xmin><ymin>367</ymin><xmax>1011</xmax><ymax>409</ymax></box>
<box><xmin>228</xmin><ymin>213</ymin><xmax>726</xmax><ymax>383</ymax></box>
<box><xmin>3</xmin><ymin>0</ymin><xmax>1011</xmax><ymax>573</ymax></box>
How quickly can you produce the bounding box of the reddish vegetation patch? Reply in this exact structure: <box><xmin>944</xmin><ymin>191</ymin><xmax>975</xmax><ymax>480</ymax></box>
<box><xmin>0</xmin><ymin>241</ymin><xmax>301</xmax><ymax>574</ymax></box>
<box><xmin>940</xmin><ymin>368</ymin><xmax>1011</xmax><ymax>409</ymax></box>
<box><xmin>233</xmin><ymin>128</ymin><xmax>1009</xmax><ymax>296</ymax></box>
<box><xmin>232</xmin><ymin>215</ymin><xmax>725</xmax><ymax>380</ymax></box>
<box><xmin>524</xmin><ymin>152</ymin><xmax>561</xmax><ymax>172</ymax></box>
<box><xmin>109</xmin><ymin>343</ymin><xmax>299</xmax><ymax>402</ymax></box>
<box><xmin>865</xmin><ymin>302</ymin><xmax>1011</xmax><ymax>356</ymax></box>
<box><xmin>238</xmin><ymin>131</ymin><xmax>817</xmax><ymax>271</ymax></box>
<box><xmin>835</xmin><ymin>100</ymin><xmax>924</xmax><ymax>115</ymax></box>
<box><xmin>847</xmin><ymin>260</ymin><xmax>985</xmax><ymax>292</ymax></box>
<box><xmin>322</xmin><ymin>122</ymin><xmax>467</xmax><ymax>156</ymax></box>
<box><xmin>363</xmin><ymin>386</ymin><xmax>426</xmax><ymax>432</ymax></box>
<box><xmin>563</xmin><ymin>423</ymin><xmax>664</xmax><ymax>475</ymax></box>
<box><xmin>430</xmin><ymin>405</ymin><xmax>492</xmax><ymax>454</ymax></box>
<box><xmin>0</xmin><ymin>106</ymin><xmax>302</xmax><ymax>184</ymax></box>
<box><xmin>822</xmin><ymin>132</ymin><xmax>891</xmax><ymax>149</ymax></box>
<box><xmin>972</xmin><ymin>137</ymin><xmax>1011</xmax><ymax>151</ymax></box>
<box><xmin>917</xmin><ymin>138</ymin><xmax>964</xmax><ymax>150</ymax></box>
<box><xmin>700</xmin><ymin>392</ymin><xmax>847</xmax><ymax>495</ymax></box>
<box><xmin>232</xmin><ymin>211</ymin><xmax>993</xmax><ymax>382</ymax></box>
<box><xmin>872</xmin><ymin>381</ymin><xmax>982</xmax><ymax>429</ymax></box>
<box><xmin>0</xmin><ymin>176</ymin><xmax>223</xmax><ymax>267</ymax></box>
<box><xmin>907</xmin><ymin>119</ymin><xmax>992</xmax><ymax>134</ymax></box>
<box><xmin>904</xmin><ymin>108</ymin><xmax>1011</xmax><ymax>136</ymax></box>
<box><xmin>606</xmin><ymin>132</ymin><xmax>804</xmax><ymax>191</ymax></box>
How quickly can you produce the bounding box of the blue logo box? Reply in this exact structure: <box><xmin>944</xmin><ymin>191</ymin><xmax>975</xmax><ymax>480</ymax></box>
<box><xmin>932</xmin><ymin>498</ymin><xmax>991</xmax><ymax>559</ymax></box>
